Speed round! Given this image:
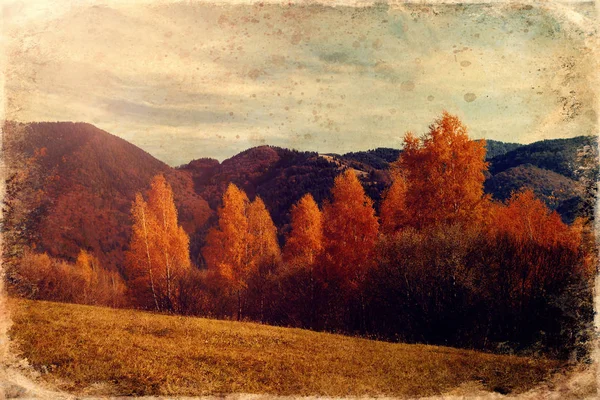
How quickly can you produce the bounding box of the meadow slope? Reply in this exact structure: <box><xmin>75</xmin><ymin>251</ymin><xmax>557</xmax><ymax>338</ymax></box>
<box><xmin>8</xmin><ymin>299</ymin><xmax>562</xmax><ymax>398</ymax></box>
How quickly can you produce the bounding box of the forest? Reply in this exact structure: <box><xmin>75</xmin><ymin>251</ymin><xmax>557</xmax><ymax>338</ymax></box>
<box><xmin>6</xmin><ymin>112</ymin><xmax>596</xmax><ymax>360</ymax></box>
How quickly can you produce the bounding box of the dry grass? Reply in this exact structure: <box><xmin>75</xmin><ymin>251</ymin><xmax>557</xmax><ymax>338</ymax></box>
<box><xmin>8</xmin><ymin>299</ymin><xmax>562</xmax><ymax>397</ymax></box>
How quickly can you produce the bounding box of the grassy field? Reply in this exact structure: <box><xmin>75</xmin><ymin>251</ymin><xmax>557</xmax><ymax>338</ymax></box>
<box><xmin>8</xmin><ymin>299</ymin><xmax>562</xmax><ymax>397</ymax></box>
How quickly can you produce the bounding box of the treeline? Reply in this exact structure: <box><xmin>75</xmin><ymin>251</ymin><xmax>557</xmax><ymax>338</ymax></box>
<box><xmin>13</xmin><ymin>112</ymin><xmax>596</xmax><ymax>359</ymax></box>
<box><xmin>12</xmin><ymin>249</ymin><xmax>126</xmax><ymax>308</ymax></box>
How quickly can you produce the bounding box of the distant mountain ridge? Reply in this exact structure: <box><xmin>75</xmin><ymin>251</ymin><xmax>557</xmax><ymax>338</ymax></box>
<box><xmin>481</xmin><ymin>139</ymin><xmax>523</xmax><ymax>160</ymax></box>
<box><xmin>489</xmin><ymin>136</ymin><xmax>598</xmax><ymax>180</ymax></box>
<box><xmin>486</xmin><ymin>135</ymin><xmax>598</xmax><ymax>223</ymax></box>
<box><xmin>3</xmin><ymin>121</ymin><xmax>597</xmax><ymax>271</ymax></box>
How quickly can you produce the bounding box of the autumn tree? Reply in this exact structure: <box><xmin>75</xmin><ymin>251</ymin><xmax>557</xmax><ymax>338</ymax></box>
<box><xmin>13</xmin><ymin>251</ymin><xmax>58</xmax><ymax>301</ymax></box>
<box><xmin>75</xmin><ymin>249</ymin><xmax>100</xmax><ymax>304</ymax></box>
<box><xmin>148</xmin><ymin>175</ymin><xmax>191</xmax><ymax>310</ymax></box>
<box><xmin>395</xmin><ymin>112</ymin><xmax>488</xmax><ymax>229</ymax></box>
<box><xmin>126</xmin><ymin>194</ymin><xmax>159</xmax><ymax>310</ymax></box>
<box><xmin>203</xmin><ymin>184</ymin><xmax>283</xmax><ymax>320</ymax></box>
<box><xmin>247</xmin><ymin>196</ymin><xmax>281</xmax><ymax>270</ymax></box>
<box><xmin>490</xmin><ymin>189</ymin><xmax>580</xmax><ymax>250</ymax></box>
<box><xmin>125</xmin><ymin>175</ymin><xmax>191</xmax><ymax>312</ymax></box>
<box><xmin>203</xmin><ymin>183</ymin><xmax>252</xmax><ymax>320</ymax></box>
<box><xmin>485</xmin><ymin>189</ymin><xmax>584</xmax><ymax>303</ymax></box>
<box><xmin>451</xmin><ymin>188</ymin><xmax>590</xmax><ymax>356</ymax></box>
<box><xmin>246</xmin><ymin>196</ymin><xmax>281</xmax><ymax>321</ymax></box>
<box><xmin>320</xmin><ymin>170</ymin><xmax>379</xmax><ymax>330</ymax></box>
<box><xmin>283</xmin><ymin>194</ymin><xmax>324</xmax><ymax>269</ymax></box>
<box><xmin>13</xmin><ymin>248</ymin><xmax>126</xmax><ymax>307</ymax></box>
<box><xmin>379</xmin><ymin>170</ymin><xmax>408</xmax><ymax>234</ymax></box>
<box><xmin>281</xmin><ymin>194</ymin><xmax>324</xmax><ymax>328</ymax></box>
<box><xmin>74</xmin><ymin>249</ymin><xmax>127</xmax><ymax>307</ymax></box>
<box><xmin>322</xmin><ymin>170</ymin><xmax>379</xmax><ymax>292</ymax></box>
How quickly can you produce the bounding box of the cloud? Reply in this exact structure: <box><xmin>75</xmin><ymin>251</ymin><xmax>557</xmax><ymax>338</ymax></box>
<box><xmin>4</xmin><ymin>1</ymin><xmax>596</xmax><ymax>164</ymax></box>
<box><xmin>101</xmin><ymin>99</ymin><xmax>237</xmax><ymax>127</ymax></box>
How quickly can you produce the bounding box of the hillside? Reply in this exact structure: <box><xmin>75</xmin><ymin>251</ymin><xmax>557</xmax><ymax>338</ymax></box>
<box><xmin>181</xmin><ymin>146</ymin><xmax>346</xmax><ymax>229</ymax></box>
<box><xmin>2</xmin><ymin>121</ymin><xmax>212</xmax><ymax>271</ymax></box>
<box><xmin>481</xmin><ymin>139</ymin><xmax>523</xmax><ymax>160</ymax></box>
<box><xmin>335</xmin><ymin>139</ymin><xmax>520</xmax><ymax>170</ymax></box>
<box><xmin>484</xmin><ymin>164</ymin><xmax>583</xmax><ymax>209</ymax></box>
<box><xmin>181</xmin><ymin>136</ymin><xmax>596</xmax><ymax>232</ymax></box>
<box><xmin>489</xmin><ymin>136</ymin><xmax>598</xmax><ymax>180</ymax></box>
<box><xmin>341</xmin><ymin>147</ymin><xmax>402</xmax><ymax>169</ymax></box>
<box><xmin>9</xmin><ymin>299</ymin><xmax>561</xmax><ymax>397</ymax></box>
<box><xmin>486</xmin><ymin>136</ymin><xmax>598</xmax><ymax>222</ymax></box>
<box><xmin>3</xmin><ymin>121</ymin><xmax>596</xmax><ymax>272</ymax></box>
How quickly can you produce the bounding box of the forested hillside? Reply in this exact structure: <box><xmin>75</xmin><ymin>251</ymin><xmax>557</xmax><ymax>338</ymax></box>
<box><xmin>4</xmin><ymin>121</ymin><xmax>596</xmax><ymax>272</ymax></box>
<box><xmin>486</xmin><ymin>136</ymin><xmax>598</xmax><ymax>223</ymax></box>
<box><xmin>2</xmin><ymin>121</ymin><xmax>212</xmax><ymax>271</ymax></box>
<box><xmin>3</xmin><ymin>117</ymin><xmax>596</xmax><ymax>359</ymax></box>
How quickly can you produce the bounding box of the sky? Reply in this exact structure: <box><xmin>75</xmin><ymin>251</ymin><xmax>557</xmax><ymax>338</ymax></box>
<box><xmin>2</xmin><ymin>0</ymin><xmax>597</xmax><ymax>165</ymax></box>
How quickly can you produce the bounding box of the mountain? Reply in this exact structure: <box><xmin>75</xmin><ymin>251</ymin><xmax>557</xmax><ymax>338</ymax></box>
<box><xmin>481</xmin><ymin>139</ymin><xmax>523</xmax><ymax>160</ymax></box>
<box><xmin>484</xmin><ymin>164</ymin><xmax>583</xmax><ymax>209</ymax></box>
<box><xmin>3</xmin><ymin>121</ymin><xmax>596</xmax><ymax>272</ymax></box>
<box><xmin>341</xmin><ymin>148</ymin><xmax>402</xmax><ymax>170</ymax></box>
<box><xmin>489</xmin><ymin>136</ymin><xmax>598</xmax><ymax>180</ymax></box>
<box><xmin>486</xmin><ymin>136</ymin><xmax>598</xmax><ymax>222</ymax></box>
<box><xmin>336</xmin><ymin>139</ymin><xmax>521</xmax><ymax>170</ymax></box>
<box><xmin>181</xmin><ymin>146</ymin><xmax>344</xmax><ymax>229</ymax></box>
<box><xmin>2</xmin><ymin>121</ymin><xmax>212</xmax><ymax>271</ymax></box>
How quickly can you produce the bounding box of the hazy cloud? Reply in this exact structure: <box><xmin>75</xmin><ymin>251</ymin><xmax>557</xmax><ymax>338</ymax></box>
<box><xmin>3</xmin><ymin>1</ymin><xmax>597</xmax><ymax>165</ymax></box>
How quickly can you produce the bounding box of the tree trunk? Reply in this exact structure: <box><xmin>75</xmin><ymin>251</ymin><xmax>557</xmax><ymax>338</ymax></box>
<box><xmin>141</xmin><ymin>208</ymin><xmax>160</xmax><ymax>312</ymax></box>
<box><xmin>237</xmin><ymin>289</ymin><xmax>242</xmax><ymax>321</ymax></box>
<box><xmin>161</xmin><ymin>203</ymin><xmax>172</xmax><ymax>312</ymax></box>
<box><xmin>360</xmin><ymin>293</ymin><xmax>367</xmax><ymax>333</ymax></box>
<box><xmin>309</xmin><ymin>268</ymin><xmax>316</xmax><ymax>330</ymax></box>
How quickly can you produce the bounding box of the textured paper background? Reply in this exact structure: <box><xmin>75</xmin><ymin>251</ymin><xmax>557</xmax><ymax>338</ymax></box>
<box><xmin>1</xmin><ymin>1</ymin><xmax>598</xmax><ymax>398</ymax></box>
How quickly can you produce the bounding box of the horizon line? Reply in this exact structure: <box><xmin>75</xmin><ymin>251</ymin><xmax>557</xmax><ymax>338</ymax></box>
<box><xmin>4</xmin><ymin>119</ymin><xmax>594</xmax><ymax>167</ymax></box>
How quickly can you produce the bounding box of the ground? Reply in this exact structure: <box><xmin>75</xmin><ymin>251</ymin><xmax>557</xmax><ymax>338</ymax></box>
<box><xmin>5</xmin><ymin>299</ymin><xmax>572</xmax><ymax>398</ymax></box>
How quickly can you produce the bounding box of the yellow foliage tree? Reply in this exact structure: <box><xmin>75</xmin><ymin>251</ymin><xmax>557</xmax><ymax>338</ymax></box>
<box><xmin>247</xmin><ymin>196</ymin><xmax>281</xmax><ymax>269</ymax></box>
<box><xmin>75</xmin><ymin>249</ymin><xmax>100</xmax><ymax>303</ymax></box>
<box><xmin>395</xmin><ymin>112</ymin><xmax>488</xmax><ymax>229</ymax></box>
<box><xmin>322</xmin><ymin>170</ymin><xmax>379</xmax><ymax>290</ymax></box>
<box><xmin>282</xmin><ymin>193</ymin><xmax>324</xmax><ymax>328</ymax></box>
<box><xmin>204</xmin><ymin>185</ymin><xmax>281</xmax><ymax>320</ymax></box>
<box><xmin>247</xmin><ymin>196</ymin><xmax>281</xmax><ymax>321</ymax></box>
<box><xmin>283</xmin><ymin>193</ymin><xmax>324</xmax><ymax>270</ymax></box>
<box><xmin>203</xmin><ymin>183</ymin><xmax>251</xmax><ymax>319</ymax></box>
<box><xmin>126</xmin><ymin>175</ymin><xmax>191</xmax><ymax>312</ymax></box>
<box><xmin>379</xmin><ymin>171</ymin><xmax>408</xmax><ymax>235</ymax></box>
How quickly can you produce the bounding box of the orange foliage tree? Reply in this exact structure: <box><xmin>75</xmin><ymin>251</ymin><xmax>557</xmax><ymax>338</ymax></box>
<box><xmin>322</xmin><ymin>170</ymin><xmax>379</xmax><ymax>290</ymax></box>
<box><xmin>490</xmin><ymin>189</ymin><xmax>580</xmax><ymax>249</ymax></box>
<box><xmin>395</xmin><ymin>112</ymin><xmax>488</xmax><ymax>229</ymax></box>
<box><xmin>203</xmin><ymin>183</ymin><xmax>250</xmax><ymax>320</ymax></box>
<box><xmin>465</xmin><ymin>189</ymin><xmax>590</xmax><ymax>354</ymax></box>
<box><xmin>379</xmin><ymin>169</ymin><xmax>408</xmax><ymax>234</ymax></box>
<box><xmin>283</xmin><ymin>193</ymin><xmax>324</xmax><ymax>270</ymax></box>
<box><xmin>281</xmin><ymin>194</ymin><xmax>324</xmax><ymax>327</ymax></box>
<box><xmin>74</xmin><ymin>249</ymin><xmax>127</xmax><ymax>307</ymax></box>
<box><xmin>247</xmin><ymin>196</ymin><xmax>281</xmax><ymax>270</ymax></box>
<box><xmin>203</xmin><ymin>184</ymin><xmax>280</xmax><ymax>320</ymax></box>
<box><xmin>125</xmin><ymin>175</ymin><xmax>191</xmax><ymax>312</ymax></box>
<box><xmin>246</xmin><ymin>196</ymin><xmax>281</xmax><ymax>320</ymax></box>
<box><xmin>75</xmin><ymin>249</ymin><xmax>100</xmax><ymax>304</ymax></box>
<box><xmin>487</xmin><ymin>189</ymin><xmax>585</xmax><ymax>300</ymax></box>
<box><xmin>14</xmin><ymin>248</ymin><xmax>126</xmax><ymax>307</ymax></box>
